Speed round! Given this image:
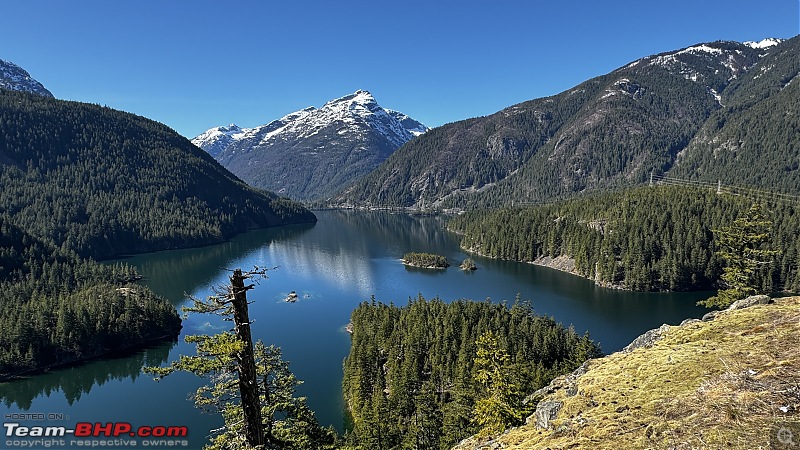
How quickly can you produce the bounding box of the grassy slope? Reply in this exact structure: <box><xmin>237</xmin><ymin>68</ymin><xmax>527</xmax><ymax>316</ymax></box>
<box><xmin>455</xmin><ymin>297</ymin><xmax>800</xmax><ymax>449</ymax></box>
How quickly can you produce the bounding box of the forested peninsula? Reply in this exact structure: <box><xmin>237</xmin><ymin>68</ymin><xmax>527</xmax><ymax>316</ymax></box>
<box><xmin>342</xmin><ymin>296</ymin><xmax>600</xmax><ymax>449</ymax></box>
<box><xmin>448</xmin><ymin>186</ymin><xmax>800</xmax><ymax>293</ymax></box>
<box><xmin>0</xmin><ymin>89</ymin><xmax>316</xmax><ymax>378</ymax></box>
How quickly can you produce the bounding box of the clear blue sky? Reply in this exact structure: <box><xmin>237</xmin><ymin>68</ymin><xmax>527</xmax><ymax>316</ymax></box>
<box><xmin>2</xmin><ymin>0</ymin><xmax>798</xmax><ymax>138</ymax></box>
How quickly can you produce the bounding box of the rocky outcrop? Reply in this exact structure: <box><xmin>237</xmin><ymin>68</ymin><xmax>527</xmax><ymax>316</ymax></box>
<box><xmin>622</xmin><ymin>323</ymin><xmax>672</xmax><ymax>353</ymax></box>
<box><xmin>727</xmin><ymin>294</ymin><xmax>771</xmax><ymax>310</ymax></box>
<box><xmin>453</xmin><ymin>294</ymin><xmax>792</xmax><ymax>450</ymax></box>
<box><xmin>532</xmin><ymin>400</ymin><xmax>563</xmax><ymax>430</ymax></box>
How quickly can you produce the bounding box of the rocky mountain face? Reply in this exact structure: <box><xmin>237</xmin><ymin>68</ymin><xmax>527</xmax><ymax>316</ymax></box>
<box><xmin>192</xmin><ymin>90</ymin><xmax>427</xmax><ymax>201</ymax></box>
<box><xmin>332</xmin><ymin>37</ymin><xmax>795</xmax><ymax>210</ymax></box>
<box><xmin>0</xmin><ymin>59</ymin><xmax>53</xmax><ymax>98</ymax></box>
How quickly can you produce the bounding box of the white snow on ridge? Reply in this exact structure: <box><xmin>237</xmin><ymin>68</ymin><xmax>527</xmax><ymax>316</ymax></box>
<box><xmin>709</xmin><ymin>88</ymin><xmax>722</xmax><ymax>106</ymax></box>
<box><xmin>0</xmin><ymin>59</ymin><xmax>54</xmax><ymax>97</ymax></box>
<box><xmin>193</xmin><ymin>90</ymin><xmax>429</xmax><ymax>157</ymax></box>
<box><xmin>744</xmin><ymin>38</ymin><xmax>782</xmax><ymax>49</ymax></box>
<box><xmin>677</xmin><ymin>44</ymin><xmax>724</xmax><ymax>56</ymax></box>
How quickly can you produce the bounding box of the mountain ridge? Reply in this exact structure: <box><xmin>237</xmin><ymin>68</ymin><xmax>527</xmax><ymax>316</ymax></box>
<box><xmin>193</xmin><ymin>90</ymin><xmax>428</xmax><ymax>201</ymax></box>
<box><xmin>0</xmin><ymin>59</ymin><xmax>53</xmax><ymax>98</ymax></box>
<box><xmin>330</xmin><ymin>37</ymin><xmax>795</xmax><ymax>210</ymax></box>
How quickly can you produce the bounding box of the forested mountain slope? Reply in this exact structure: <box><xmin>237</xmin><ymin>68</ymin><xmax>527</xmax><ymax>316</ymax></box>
<box><xmin>0</xmin><ymin>88</ymin><xmax>315</xmax><ymax>377</ymax></box>
<box><xmin>0</xmin><ymin>89</ymin><xmax>315</xmax><ymax>260</ymax></box>
<box><xmin>332</xmin><ymin>37</ymin><xmax>797</xmax><ymax>210</ymax></box>
<box><xmin>669</xmin><ymin>36</ymin><xmax>800</xmax><ymax>191</ymax></box>
<box><xmin>448</xmin><ymin>185</ymin><xmax>800</xmax><ymax>293</ymax></box>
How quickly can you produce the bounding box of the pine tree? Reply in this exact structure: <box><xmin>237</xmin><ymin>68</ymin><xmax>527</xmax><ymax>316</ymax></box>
<box><xmin>144</xmin><ymin>267</ymin><xmax>335</xmax><ymax>450</ymax></box>
<box><xmin>701</xmin><ymin>204</ymin><xmax>779</xmax><ymax>308</ymax></box>
<box><xmin>471</xmin><ymin>331</ymin><xmax>521</xmax><ymax>438</ymax></box>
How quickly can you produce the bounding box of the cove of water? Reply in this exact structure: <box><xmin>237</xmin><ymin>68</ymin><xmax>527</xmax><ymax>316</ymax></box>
<box><xmin>0</xmin><ymin>210</ymin><xmax>709</xmax><ymax>449</ymax></box>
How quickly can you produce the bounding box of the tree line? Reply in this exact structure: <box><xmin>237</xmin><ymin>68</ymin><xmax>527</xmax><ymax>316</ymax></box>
<box><xmin>448</xmin><ymin>185</ymin><xmax>800</xmax><ymax>294</ymax></box>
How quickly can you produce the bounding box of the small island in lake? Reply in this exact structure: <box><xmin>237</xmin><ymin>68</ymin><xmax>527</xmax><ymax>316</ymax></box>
<box><xmin>401</xmin><ymin>252</ymin><xmax>450</xmax><ymax>269</ymax></box>
<box><xmin>460</xmin><ymin>257</ymin><xmax>477</xmax><ymax>271</ymax></box>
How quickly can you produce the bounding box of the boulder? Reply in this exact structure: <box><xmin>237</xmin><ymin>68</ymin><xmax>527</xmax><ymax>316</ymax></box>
<box><xmin>728</xmin><ymin>294</ymin><xmax>771</xmax><ymax>311</ymax></box>
<box><xmin>533</xmin><ymin>400</ymin><xmax>563</xmax><ymax>430</ymax></box>
<box><xmin>623</xmin><ymin>324</ymin><xmax>671</xmax><ymax>352</ymax></box>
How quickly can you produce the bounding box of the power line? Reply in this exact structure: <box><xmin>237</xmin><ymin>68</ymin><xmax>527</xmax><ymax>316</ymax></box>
<box><xmin>650</xmin><ymin>174</ymin><xmax>800</xmax><ymax>205</ymax></box>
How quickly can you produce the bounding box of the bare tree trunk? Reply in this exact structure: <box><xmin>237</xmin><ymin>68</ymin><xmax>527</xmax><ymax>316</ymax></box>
<box><xmin>230</xmin><ymin>268</ymin><xmax>265</xmax><ymax>448</ymax></box>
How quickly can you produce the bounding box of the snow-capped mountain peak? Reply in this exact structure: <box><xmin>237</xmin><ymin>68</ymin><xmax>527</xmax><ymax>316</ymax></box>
<box><xmin>192</xmin><ymin>90</ymin><xmax>428</xmax><ymax>201</ymax></box>
<box><xmin>0</xmin><ymin>59</ymin><xmax>54</xmax><ymax>98</ymax></box>
<box><xmin>194</xmin><ymin>90</ymin><xmax>427</xmax><ymax>153</ymax></box>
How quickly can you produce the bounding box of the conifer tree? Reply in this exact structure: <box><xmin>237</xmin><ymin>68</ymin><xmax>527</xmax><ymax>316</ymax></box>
<box><xmin>472</xmin><ymin>331</ymin><xmax>521</xmax><ymax>437</ymax></box>
<box><xmin>144</xmin><ymin>267</ymin><xmax>335</xmax><ymax>450</ymax></box>
<box><xmin>701</xmin><ymin>204</ymin><xmax>779</xmax><ymax>308</ymax></box>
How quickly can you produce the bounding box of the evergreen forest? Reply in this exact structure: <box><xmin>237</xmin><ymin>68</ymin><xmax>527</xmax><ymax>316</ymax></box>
<box><xmin>0</xmin><ymin>215</ymin><xmax>181</xmax><ymax>378</ymax></box>
<box><xmin>341</xmin><ymin>296</ymin><xmax>600</xmax><ymax>449</ymax></box>
<box><xmin>448</xmin><ymin>185</ymin><xmax>800</xmax><ymax>293</ymax></box>
<box><xmin>402</xmin><ymin>252</ymin><xmax>449</xmax><ymax>268</ymax></box>
<box><xmin>0</xmin><ymin>89</ymin><xmax>315</xmax><ymax>377</ymax></box>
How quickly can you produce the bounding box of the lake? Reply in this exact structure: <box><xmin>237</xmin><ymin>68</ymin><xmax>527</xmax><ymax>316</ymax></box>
<box><xmin>0</xmin><ymin>210</ymin><xmax>710</xmax><ymax>449</ymax></box>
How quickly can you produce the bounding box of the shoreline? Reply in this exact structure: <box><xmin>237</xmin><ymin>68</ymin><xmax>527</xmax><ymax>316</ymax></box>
<box><xmin>463</xmin><ymin>246</ymin><xmax>628</xmax><ymax>290</ymax></box>
<box><xmin>400</xmin><ymin>259</ymin><xmax>449</xmax><ymax>270</ymax></box>
<box><xmin>0</xmin><ymin>327</ymin><xmax>182</xmax><ymax>382</ymax></box>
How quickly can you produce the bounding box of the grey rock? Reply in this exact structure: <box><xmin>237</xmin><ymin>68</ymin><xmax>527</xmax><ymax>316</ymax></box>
<box><xmin>565</xmin><ymin>385</ymin><xmax>579</xmax><ymax>397</ymax></box>
<box><xmin>623</xmin><ymin>324</ymin><xmax>671</xmax><ymax>352</ymax></box>
<box><xmin>680</xmin><ymin>318</ymin><xmax>701</xmax><ymax>326</ymax></box>
<box><xmin>522</xmin><ymin>360</ymin><xmax>591</xmax><ymax>405</ymax></box>
<box><xmin>728</xmin><ymin>294</ymin><xmax>771</xmax><ymax>311</ymax></box>
<box><xmin>702</xmin><ymin>311</ymin><xmax>720</xmax><ymax>321</ymax></box>
<box><xmin>534</xmin><ymin>400</ymin><xmax>563</xmax><ymax>430</ymax></box>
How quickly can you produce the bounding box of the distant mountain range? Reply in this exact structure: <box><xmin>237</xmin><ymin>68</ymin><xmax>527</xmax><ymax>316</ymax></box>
<box><xmin>331</xmin><ymin>37</ymin><xmax>798</xmax><ymax>210</ymax></box>
<box><xmin>192</xmin><ymin>90</ymin><xmax>427</xmax><ymax>201</ymax></box>
<box><xmin>0</xmin><ymin>59</ymin><xmax>53</xmax><ymax>98</ymax></box>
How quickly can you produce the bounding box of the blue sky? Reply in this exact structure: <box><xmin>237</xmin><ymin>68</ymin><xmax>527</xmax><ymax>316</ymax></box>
<box><xmin>1</xmin><ymin>0</ymin><xmax>798</xmax><ymax>138</ymax></box>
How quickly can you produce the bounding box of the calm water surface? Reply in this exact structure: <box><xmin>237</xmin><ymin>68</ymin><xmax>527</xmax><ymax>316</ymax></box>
<box><xmin>1</xmin><ymin>210</ymin><xmax>710</xmax><ymax>448</ymax></box>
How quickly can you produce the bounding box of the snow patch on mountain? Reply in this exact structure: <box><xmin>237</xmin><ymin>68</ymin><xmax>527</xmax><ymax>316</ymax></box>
<box><xmin>744</xmin><ymin>38</ymin><xmax>783</xmax><ymax>49</ymax></box>
<box><xmin>676</xmin><ymin>44</ymin><xmax>724</xmax><ymax>56</ymax></box>
<box><xmin>193</xmin><ymin>90</ymin><xmax>428</xmax><ymax>158</ymax></box>
<box><xmin>191</xmin><ymin>124</ymin><xmax>245</xmax><ymax>157</ymax></box>
<box><xmin>0</xmin><ymin>59</ymin><xmax>54</xmax><ymax>98</ymax></box>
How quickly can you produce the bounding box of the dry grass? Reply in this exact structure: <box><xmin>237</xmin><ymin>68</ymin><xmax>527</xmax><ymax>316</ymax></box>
<box><xmin>459</xmin><ymin>297</ymin><xmax>800</xmax><ymax>450</ymax></box>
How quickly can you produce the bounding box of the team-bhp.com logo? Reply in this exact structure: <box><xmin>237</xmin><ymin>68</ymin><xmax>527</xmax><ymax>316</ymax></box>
<box><xmin>5</xmin><ymin>422</ymin><xmax>188</xmax><ymax>438</ymax></box>
<box><xmin>5</xmin><ymin>421</ymin><xmax>189</xmax><ymax>448</ymax></box>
